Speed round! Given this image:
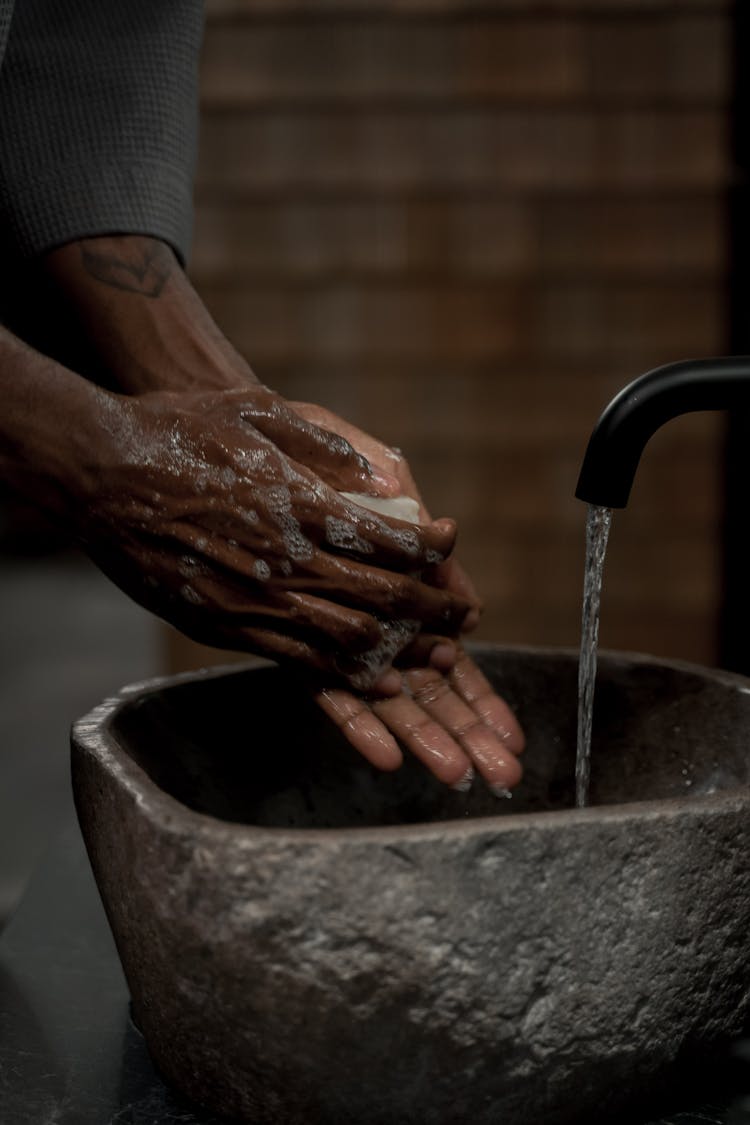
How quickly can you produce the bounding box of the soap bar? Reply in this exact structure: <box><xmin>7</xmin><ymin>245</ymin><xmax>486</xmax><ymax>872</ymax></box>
<box><xmin>340</xmin><ymin>492</ymin><xmax>421</xmax><ymax>524</ymax></box>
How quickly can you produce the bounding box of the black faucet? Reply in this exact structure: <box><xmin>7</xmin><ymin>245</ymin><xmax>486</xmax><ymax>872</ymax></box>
<box><xmin>575</xmin><ymin>357</ymin><xmax>750</xmax><ymax>509</ymax></box>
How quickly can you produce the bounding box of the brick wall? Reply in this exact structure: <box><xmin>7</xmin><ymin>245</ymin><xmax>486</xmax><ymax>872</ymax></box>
<box><xmin>180</xmin><ymin>0</ymin><xmax>731</xmax><ymax>669</ymax></box>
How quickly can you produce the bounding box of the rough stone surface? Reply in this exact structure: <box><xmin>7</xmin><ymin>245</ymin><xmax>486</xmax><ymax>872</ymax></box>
<box><xmin>71</xmin><ymin>645</ymin><xmax>750</xmax><ymax>1124</ymax></box>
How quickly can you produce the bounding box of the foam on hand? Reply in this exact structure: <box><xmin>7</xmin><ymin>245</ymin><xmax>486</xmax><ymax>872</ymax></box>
<box><xmin>339</xmin><ymin>492</ymin><xmax>421</xmax><ymax>524</ymax></box>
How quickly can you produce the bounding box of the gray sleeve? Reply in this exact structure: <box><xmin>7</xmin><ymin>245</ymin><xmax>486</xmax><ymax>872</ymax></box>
<box><xmin>0</xmin><ymin>0</ymin><xmax>203</xmax><ymax>265</ymax></box>
<box><xmin>0</xmin><ymin>2</ymin><xmax>13</xmax><ymax>70</ymax></box>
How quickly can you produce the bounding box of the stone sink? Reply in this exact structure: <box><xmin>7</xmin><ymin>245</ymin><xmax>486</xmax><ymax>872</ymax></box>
<box><xmin>71</xmin><ymin>644</ymin><xmax>750</xmax><ymax>1124</ymax></box>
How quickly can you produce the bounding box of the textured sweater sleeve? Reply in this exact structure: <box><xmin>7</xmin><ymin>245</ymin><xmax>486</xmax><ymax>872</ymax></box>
<box><xmin>0</xmin><ymin>2</ymin><xmax>12</xmax><ymax>71</ymax></box>
<box><xmin>0</xmin><ymin>0</ymin><xmax>203</xmax><ymax>265</ymax></box>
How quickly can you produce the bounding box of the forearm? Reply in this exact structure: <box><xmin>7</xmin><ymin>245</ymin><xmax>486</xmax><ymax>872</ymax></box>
<box><xmin>45</xmin><ymin>235</ymin><xmax>257</xmax><ymax>395</ymax></box>
<box><xmin>0</xmin><ymin>326</ymin><xmax>102</xmax><ymax>520</ymax></box>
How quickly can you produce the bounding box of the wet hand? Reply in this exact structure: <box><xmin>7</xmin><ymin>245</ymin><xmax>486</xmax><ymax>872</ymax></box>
<box><xmin>315</xmin><ymin>647</ymin><xmax>524</xmax><ymax>792</ymax></box>
<box><xmin>73</xmin><ymin>386</ymin><xmax>473</xmax><ymax>687</ymax></box>
<box><xmin>290</xmin><ymin>405</ymin><xmax>524</xmax><ymax>788</ymax></box>
<box><xmin>290</xmin><ymin>401</ymin><xmax>482</xmax><ymax>632</ymax></box>
<box><xmin>41</xmin><ymin>238</ymin><xmax>518</xmax><ymax>766</ymax></box>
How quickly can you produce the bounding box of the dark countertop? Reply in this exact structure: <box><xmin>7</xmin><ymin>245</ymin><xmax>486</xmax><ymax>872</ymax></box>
<box><xmin>0</xmin><ymin>818</ymin><xmax>739</xmax><ymax>1125</ymax></box>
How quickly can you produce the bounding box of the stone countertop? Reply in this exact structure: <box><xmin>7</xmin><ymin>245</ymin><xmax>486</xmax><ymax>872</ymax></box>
<box><xmin>0</xmin><ymin>818</ymin><xmax>736</xmax><ymax>1125</ymax></box>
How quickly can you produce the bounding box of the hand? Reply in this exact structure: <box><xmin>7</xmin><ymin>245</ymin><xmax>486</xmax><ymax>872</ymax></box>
<box><xmin>290</xmin><ymin>405</ymin><xmax>526</xmax><ymax>792</ymax></box>
<box><xmin>290</xmin><ymin>401</ymin><xmax>482</xmax><ymax>632</ymax></box>
<box><xmin>73</xmin><ymin>385</ymin><xmax>474</xmax><ymax>688</ymax></box>
<box><xmin>315</xmin><ymin>647</ymin><xmax>524</xmax><ymax>792</ymax></box>
<box><xmin>41</xmin><ymin>235</ymin><xmax>523</xmax><ymax>784</ymax></box>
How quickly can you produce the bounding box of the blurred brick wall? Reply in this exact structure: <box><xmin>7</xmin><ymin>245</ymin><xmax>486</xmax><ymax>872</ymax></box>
<box><xmin>177</xmin><ymin>0</ymin><xmax>730</xmax><ymax>670</ymax></box>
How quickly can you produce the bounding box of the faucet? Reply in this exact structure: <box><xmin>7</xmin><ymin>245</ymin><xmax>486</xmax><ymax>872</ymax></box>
<box><xmin>575</xmin><ymin>357</ymin><xmax>750</xmax><ymax>508</ymax></box>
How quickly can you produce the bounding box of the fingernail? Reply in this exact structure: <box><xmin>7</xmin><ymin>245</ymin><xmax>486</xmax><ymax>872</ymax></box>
<box><xmin>429</xmin><ymin>642</ymin><xmax>456</xmax><ymax>671</ymax></box>
<box><xmin>373</xmin><ymin>669</ymin><xmax>402</xmax><ymax>696</ymax></box>
<box><xmin>431</xmin><ymin>517</ymin><xmax>457</xmax><ymax>537</ymax></box>
<box><xmin>451</xmin><ymin>767</ymin><xmax>474</xmax><ymax>793</ymax></box>
<box><xmin>489</xmin><ymin>783</ymin><xmax>513</xmax><ymax>800</ymax></box>
<box><xmin>461</xmin><ymin>607</ymin><xmax>481</xmax><ymax>633</ymax></box>
<box><xmin>368</xmin><ymin>466</ymin><xmax>400</xmax><ymax>493</ymax></box>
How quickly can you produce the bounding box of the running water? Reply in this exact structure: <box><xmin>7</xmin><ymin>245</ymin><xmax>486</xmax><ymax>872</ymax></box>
<box><xmin>575</xmin><ymin>504</ymin><xmax>613</xmax><ymax>808</ymax></box>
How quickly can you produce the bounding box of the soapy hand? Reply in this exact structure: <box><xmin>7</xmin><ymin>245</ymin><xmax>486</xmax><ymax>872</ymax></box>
<box><xmin>74</xmin><ymin>386</ymin><xmax>473</xmax><ymax>688</ymax></box>
<box><xmin>290</xmin><ymin>402</ymin><xmax>483</xmax><ymax>634</ymax></box>
<box><xmin>43</xmin><ymin>235</ymin><xmax>478</xmax><ymax>681</ymax></box>
<box><xmin>290</xmin><ymin>403</ymin><xmax>525</xmax><ymax>792</ymax></box>
<box><xmin>42</xmin><ymin>234</ymin><xmax>522</xmax><ymax>787</ymax></box>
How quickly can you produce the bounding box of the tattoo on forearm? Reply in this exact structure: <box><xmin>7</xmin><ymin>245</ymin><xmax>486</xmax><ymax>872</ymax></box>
<box><xmin>80</xmin><ymin>238</ymin><xmax>173</xmax><ymax>297</ymax></box>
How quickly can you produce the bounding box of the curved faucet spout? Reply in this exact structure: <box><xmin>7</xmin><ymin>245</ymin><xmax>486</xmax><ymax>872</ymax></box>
<box><xmin>575</xmin><ymin>357</ymin><xmax>750</xmax><ymax>509</ymax></box>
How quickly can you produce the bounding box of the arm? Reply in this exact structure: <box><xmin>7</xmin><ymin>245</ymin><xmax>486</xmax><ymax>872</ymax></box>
<box><xmin>0</xmin><ymin>4</ymin><xmax>524</xmax><ymax>786</ymax></box>
<box><xmin>0</xmin><ymin>325</ymin><xmax>472</xmax><ymax>690</ymax></box>
<box><xmin>44</xmin><ymin>235</ymin><xmax>255</xmax><ymax>394</ymax></box>
<box><xmin>41</xmin><ymin>236</ymin><xmax>526</xmax><ymax>792</ymax></box>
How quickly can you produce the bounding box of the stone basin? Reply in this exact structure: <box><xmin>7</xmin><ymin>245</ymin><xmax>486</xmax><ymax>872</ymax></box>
<box><xmin>71</xmin><ymin>644</ymin><xmax>750</xmax><ymax>1124</ymax></box>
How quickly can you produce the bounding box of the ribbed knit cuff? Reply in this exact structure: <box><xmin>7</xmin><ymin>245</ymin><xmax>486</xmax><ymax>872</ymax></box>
<box><xmin>0</xmin><ymin>157</ymin><xmax>193</xmax><ymax>266</ymax></box>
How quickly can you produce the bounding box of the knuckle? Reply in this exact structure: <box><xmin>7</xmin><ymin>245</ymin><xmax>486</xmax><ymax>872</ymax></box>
<box><xmin>411</xmin><ymin>677</ymin><xmax>451</xmax><ymax>708</ymax></box>
<box><xmin>346</xmin><ymin>618</ymin><xmax>382</xmax><ymax>653</ymax></box>
<box><xmin>341</xmin><ymin>707</ymin><xmax>372</xmax><ymax>737</ymax></box>
<box><xmin>409</xmin><ymin>713</ymin><xmax>440</xmax><ymax>737</ymax></box>
<box><xmin>453</xmin><ymin>716</ymin><xmax>485</xmax><ymax>741</ymax></box>
<box><xmin>327</xmin><ymin>432</ymin><xmax>357</xmax><ymax>461</ymax></box>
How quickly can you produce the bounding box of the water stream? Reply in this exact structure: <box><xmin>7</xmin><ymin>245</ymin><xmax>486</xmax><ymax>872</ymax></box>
<box><xmin>575</xmin><ymin>504</ymin><xmax>613</xmax><ymax>808</ymax></box>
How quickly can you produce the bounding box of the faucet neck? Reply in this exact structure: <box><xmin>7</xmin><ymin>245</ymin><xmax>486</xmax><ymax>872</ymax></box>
<box><xmin>575</xmin><ymin>357</ymin><xmax>750</xmax><ymax>509</ymax></box>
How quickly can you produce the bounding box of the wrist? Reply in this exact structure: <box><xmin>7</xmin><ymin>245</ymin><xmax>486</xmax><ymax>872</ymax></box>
<box><xmin>44</xmin><ymin>235</ymin><xmax>258</xmax><ymax>395</ymax></box>
<box><xmin>0</xmin><ymin>328</ymin><xmax>116</xmax><ymax>523</ymax></box>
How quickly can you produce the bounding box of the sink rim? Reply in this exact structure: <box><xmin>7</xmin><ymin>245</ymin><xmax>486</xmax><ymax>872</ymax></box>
<box><xmin>71</xmin><ymin>643</ymin><xmax>750</xmax><ymax>846</ymax></box>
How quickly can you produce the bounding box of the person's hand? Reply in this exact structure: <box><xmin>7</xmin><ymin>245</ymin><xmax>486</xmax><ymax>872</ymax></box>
<box><xmin>315</xmin><ymin>647</ymin><xmax>524</xmax><ymax>792</ymax></box>
<box><xmin>290</xmin><ymin>401</ymin><xmax>482</xmax><ymax>633</ymax></box>
<box><xmin>289</xmin><ymin>404</ymin><xmax>526</xmax><ymax>792</ymax></box>
<box><xmin>41</xmin><ymin>235</ymin><xmax>524</xmax><ymax>786</ymax></box>
<box><xmin>73</xmin><ymin>385</ymin><xmax>474</xmax><ymax>688</ymax></box>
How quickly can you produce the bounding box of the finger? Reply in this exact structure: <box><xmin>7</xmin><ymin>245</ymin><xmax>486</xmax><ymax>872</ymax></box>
<box><xmin>288</xmin><ymin>401</ymin><xmax>402</xmax><ymax>495</ymax></box>
<box><xmin>371</xmin><ymin>689</ymin><xmax>474</xmax><ymax>788</ymax></box>
<box><xmin>372</xmin><ymin>668</ymin><xmax>404</xmax><ymax>695</ymax></box>
<box><xmin>192</xmin><ymin>620</ymin><xmax>406</xmax><ymax>693</ymax></box>
<box><xmin>216</xmin><ymin>469</ymin><xmax>456</xmax><ymax>575</ymax></box>
<box><xmin>173</xmin><ymin>566</ymin><xmax>386</xmax><ymax>656</ymax></box>
<box><xmin>449</xmin><ymin>650</ymin><xmax>525</xmax><ymax>754</ymax></box>
<box><xmin>207</xmin><ymin>618</ymin><xmax>403</xmax><ymax>693</ymax></box>
<box><xmin>395</xmin><ymin>634</ymin><xmax>458</xmax><ymax>670</ymax></box>
<box><xmin>159</xmin><ymin>453</ymin><xmax>456</xmax><ymax>577</ymax></box>
<box><xmin>279</xmin><ymin>592</ymin><xmax>385</xmax><ymax>654</ymax></box>
<box><xmin>149</xmin><ymin>521</ymin><xmax>471</xmax><ymax>633</ymax></box>
<box><xmin>240</xmin><ymin>393</ymin><xmax>397</xmax><ymax>494</ymax></box>
<box><xmin>333</xmin><ymin>616</ymin><xmax>420</xmax><ymax>691</ymax></box>
<box><xmin>304</xmin><ymin>487</ymin><xmax>458</xmax><ymax>572</ymax></box>
<box><xmin>284</xmin><ymin>554</ymin><xmax>474</xmax><ymax>635</ymax></box>
<box><xmin>315</xmin><ymin>688</ymin><xmax>403</xmax><ymax>771</ymax></box>
<box><xmin>176</xmin><ymin>618</ymin><xmax>338</xmax><ymax>676</ymax></box>
<box><xmin>176</xmin><ymin>570</ymin><xmax>416</xmax><ymax>692</ymax></box>
<box><xmin>100</xmin><ymin>552</ymin><xmax>337</xmax><ymax>678</ymax></box>
<box><xmin>430</xmin><ymin>558</ymin><xmax>482</xmax><ymax>633</ymax></box>
<box><xmin>403</xmin><ymin>666</ymin><xmax>523</xmax><ymax>792</ymax></box>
